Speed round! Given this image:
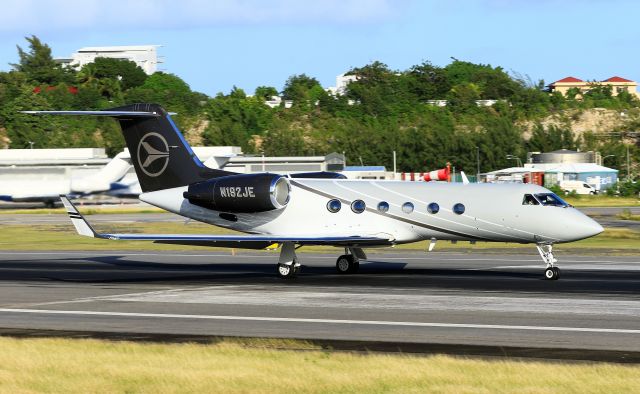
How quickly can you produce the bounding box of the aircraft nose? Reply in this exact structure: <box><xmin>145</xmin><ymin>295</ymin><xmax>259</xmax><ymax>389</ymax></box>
<box><xmin>584</xmin><ymin>217</ymin><xmax>604</xmax><ymax>237</ymax></box>
<box><xmin>573</xmin><ymin>215</ymin><xmax>604</xmax><ymax>240</ymax></box>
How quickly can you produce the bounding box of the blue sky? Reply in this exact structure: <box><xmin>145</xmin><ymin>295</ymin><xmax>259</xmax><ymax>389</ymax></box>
<box><xmin>0</xmin><ymin>0</ymin><xmax>638</xmax><ymax>96</ymax></box>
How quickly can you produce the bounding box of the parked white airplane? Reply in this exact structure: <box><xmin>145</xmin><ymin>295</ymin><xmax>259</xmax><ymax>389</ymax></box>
<box><xmin>26</xmin><ymin>104</ymin><xmax>603</xmax><ymax>280</ymax></box>
<box><xmin>0</xmin><ymin>151</ymin><xmax>132</xmax><ymax>206</ymax></box>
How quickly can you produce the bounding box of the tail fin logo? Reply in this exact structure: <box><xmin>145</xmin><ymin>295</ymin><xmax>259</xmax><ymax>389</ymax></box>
<box><xmin>137</xmin><ymin>132</ymin><xmax>169</xmax><ymax>177</ymax></box>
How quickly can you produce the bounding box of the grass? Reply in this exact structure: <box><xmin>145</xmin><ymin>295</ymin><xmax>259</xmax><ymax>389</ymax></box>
<box><xmin>563</xmin><ymin>195</ymin><xmax>640</xmax><ymax>207</ymax></box>
<box><xmin>0</xmin><ymin>220</ymin><xmax>638</xmax><ymax>254</ymax></box>
<box><xmin>0</xmin><ymin>206</ymin><xmax>166</xmax><ymax>215</ymax></box>
<box><xmin>0</xmin><ymin>221</ymin><xmax>242</xmax><ymax>252</ymax></box>
<box><xmin>0</xmin><ymin>337</ymin><xmax>637</xmax><ymax>393</ymax></box>
<box><xmin>616</xmin><ymin>208</ymin><xmax>640</xmax><ymax>221</ymax></box>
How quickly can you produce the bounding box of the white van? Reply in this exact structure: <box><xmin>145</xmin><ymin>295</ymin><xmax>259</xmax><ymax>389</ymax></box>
<box><xmin>559</xmin><ymin>180</ymin><xmax>597</xmax><ymax>195</ymax></box>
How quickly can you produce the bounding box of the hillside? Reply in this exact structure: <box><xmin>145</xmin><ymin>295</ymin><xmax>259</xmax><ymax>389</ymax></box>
<box><xmin>519</xmin><ymin>108</ymin><xmax>635</xmax><ymax>140</ymax></box>
<box><xmin>0</xmin><ymin>36</ymin><xmax>638</xmax><ymax>179</ymax></box>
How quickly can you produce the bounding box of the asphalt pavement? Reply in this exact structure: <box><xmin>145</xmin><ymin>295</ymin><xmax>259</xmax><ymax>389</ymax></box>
<box><xmin>0</xmin><ymin>250</ymin><xmax>639</xmax><ymax>362</ymax></box>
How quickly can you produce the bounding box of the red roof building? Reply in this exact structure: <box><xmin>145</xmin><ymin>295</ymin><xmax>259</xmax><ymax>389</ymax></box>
<box><xmin>553</xmin><ymin>76</ymin><xmax>584</xmax><ymax>83</ymax></box>
<box><xmin>548</xmin><ymin>76</ymin><xmax>638</xmax><ymax>98</ymax></box>
<box><xmin>603</xmin><ymin>76</ymin><xmax>633</xmax><ymax>83</ymax></box>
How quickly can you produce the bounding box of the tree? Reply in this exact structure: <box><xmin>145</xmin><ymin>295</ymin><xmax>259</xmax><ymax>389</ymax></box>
<box><xmin>202</xmin><ymin>87</ymin><xmax>273</xmax><ymax>151</ymax></box>
<box><xmin>12</xmin><ymin>35</ymin><xmax>72</xmax><ymax>85</ymax></box>
<box><xmin>77</xmin><ymin>63</ymin><xmax>123</xmax><ymax>100</ymax></box>
<box><xmin>125</xmin><ymin>72</ymin><xmax>201</xmax><ymax>115</ymax></box>
<box><xmin>344</xmin><ymin>62</ymin><xmax>400</xmax><ymax>115</ymax></box>
<box><xmin>444</xmin><ymin>60</ymin><xmax>521</xmax><ymax>99</ymax></box>
<box><xmin>407</xmin><ymin>61</ymin><xmax>451</xmax><ymax>100</ymax></box>
<box><xmin>254</xmin><ymin>86</ymin><xmax>278</xmax><ymax>100</ymax></box>
<box><xmin>526</xmin><ymin>124</ymin><xmax>578</xmax><ymax>152</ymax></box>
<box><xmin>447</xmin><ymin>83</ymin><xmax>481</xmax><ymax>113</ymax></box>
<box><xmin>282</xmin><ymin>74</ymin><xmax>322</xmax><ymax>103</ymax></box>
<box><xmin>89</xmin><ymin>57</ymin><xmax>147</xmax><ymax>90</ymax></box>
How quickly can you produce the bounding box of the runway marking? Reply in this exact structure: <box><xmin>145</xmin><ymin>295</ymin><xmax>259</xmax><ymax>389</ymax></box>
<box><xmin>43</xmin><ymin>287</ymin><xmax>640</xmax><ymax>316</ymax></box>
<box><xmin>0</xmin><ymin>308</ymin><xmax>639</xmax><ymax>334</ymax></box>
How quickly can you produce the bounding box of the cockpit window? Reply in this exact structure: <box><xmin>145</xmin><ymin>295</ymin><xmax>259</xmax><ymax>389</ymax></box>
<box><xmin>522</xmin><ymin>194</ymin><xmax>539</xmax><ymax>205</ymax></box>
<box><xmin>534</xmin><ymin>193</ymin><xmax>569</xmax><ymax>207</ymax></box>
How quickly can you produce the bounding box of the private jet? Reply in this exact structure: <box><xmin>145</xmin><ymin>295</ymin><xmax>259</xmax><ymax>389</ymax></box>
<box><xmin>0</xmin><ymin>150</ymin><xmax>131</xmax><ymax>207</ymax></box>
<box><xmin>25</xmin><ymin>104</ymin><xmax>604</xmax><ymax>280</ymax></box>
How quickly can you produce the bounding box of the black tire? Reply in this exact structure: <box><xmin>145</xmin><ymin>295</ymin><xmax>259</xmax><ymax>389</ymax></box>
<box><xmin>336</xmin><ymin>255</ymin><xmax>354</xmax><ymax>274</ymax></box>
<box><xmin>544</xmin><ymin>267</ymin><xmax>559</xmax><ymax>280</ymax></box>
<box><xmin>277</xmin><ymin>263</ymin><xmax>297</xmax><ymax>279</ymax></box>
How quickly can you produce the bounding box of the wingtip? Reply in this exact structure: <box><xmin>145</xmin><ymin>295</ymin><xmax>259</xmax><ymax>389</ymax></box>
<box><xmin>59</xmin><ymin>196</ymin><xmax>97</xmax><ymax>238</ymax></box>
<box><xmin>59</xmin><ymin>195</ymin><xmax>77</xmax><ymax>213</ymax></box>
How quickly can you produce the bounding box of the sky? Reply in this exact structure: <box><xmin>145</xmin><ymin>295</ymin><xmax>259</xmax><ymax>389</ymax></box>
<box><xmin>0</xmin><ymin>0</ymin><xmax>639</xmax><ymax>96</ymax></box>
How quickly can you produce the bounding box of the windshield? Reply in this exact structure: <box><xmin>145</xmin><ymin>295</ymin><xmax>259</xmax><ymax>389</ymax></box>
<box><xmin>534</xmin><ymin>193</ymin><xmax>569</xmax><ymax>207</ymax></box>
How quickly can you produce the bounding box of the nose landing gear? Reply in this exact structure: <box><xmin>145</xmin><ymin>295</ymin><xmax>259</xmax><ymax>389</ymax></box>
<box><xmin>536</xmin><ymin>243</ymin><xmax>560</xmax><ymax>280</ymax></box>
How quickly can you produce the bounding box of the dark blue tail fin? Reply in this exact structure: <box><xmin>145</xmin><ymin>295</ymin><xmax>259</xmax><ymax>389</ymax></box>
<box><xmin>24</xmin><ymin>103</ymin><xmax>234</xmax><ymax>192</ymax></box>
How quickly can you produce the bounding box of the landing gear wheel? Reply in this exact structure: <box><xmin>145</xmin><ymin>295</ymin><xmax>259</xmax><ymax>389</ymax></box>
<box><xmin>544</xmin><ymin>267</ymin><xmax>559</xmax><ymax>280</ymax></box>
<box><xmin>336</xmin><ymin>255</ymin><xmax>358</xmax><ymax>274</ymax></box>
<box><xmin>277</xmin><ymin>262</ymin><xmax>299</xmax><ymax>279</ymax></box>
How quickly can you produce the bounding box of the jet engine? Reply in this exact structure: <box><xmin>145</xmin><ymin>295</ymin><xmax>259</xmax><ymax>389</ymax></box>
<box><xmin>183</xmin><ymin>173</ymin><xmax>290</xmax><ymax>213</ymax></box>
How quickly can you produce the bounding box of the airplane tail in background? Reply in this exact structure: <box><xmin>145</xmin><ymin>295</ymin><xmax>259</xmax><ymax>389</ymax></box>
<box><xmin>24</xmin><ymin>103</ymin><xmax>234</xmax><ymax>192</ymax></box>
<box><xmin>70</xmin><ymin>150</ymin><xmax>132</xmax><ymax>194</ymax></box>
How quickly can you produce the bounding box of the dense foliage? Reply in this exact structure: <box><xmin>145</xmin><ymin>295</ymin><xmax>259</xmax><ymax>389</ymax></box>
<box><xmin>0</xmin><ymin>36</ymin><xmax>638</xmax><ymax>182</ymax></box>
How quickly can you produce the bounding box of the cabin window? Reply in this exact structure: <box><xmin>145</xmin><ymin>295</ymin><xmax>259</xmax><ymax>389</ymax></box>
<box><xmin>522</xmin><ymin>194</ymin><xmax>540</xmax><ymax>205</ymax></box>
<box><xmin>327</xmin><ymin>199</ymin><xmax>342</xmax><ymax>213</ymax></box>
<box><xmin>427</xmin><ymin>202</ymin><xmax>440</xmax><ymax>214</ymax></box>
<box><xmin>534</xmin><ymin>193</ymin><xmax>568</xmax><ymax>207</ymax></box>
<box><xmin>351</xmin><ymin>199</ymin><xmax>366</xmax><ymax>213</ymax></box>
<box><xmin>377</xmin><ymin>201</ymin><xmax>389</xmax><ymax>213</ymax></box>
<box><xmin>402</xmin><ymin>202</ymin><xmax>414</xmax><ymax>214</ymax></box>
<box><xmin>453</xmin><ymin>203</ymin><xmax>465</xmax><ymax>215</ymax></box>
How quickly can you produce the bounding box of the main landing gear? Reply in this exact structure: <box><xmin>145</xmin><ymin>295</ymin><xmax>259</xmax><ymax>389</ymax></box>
<box><xmin>275</xmin><ymin>244</ymin><xmax>367</xmax><ymax>279</ymax></box>
<box><xmin>336</xmin><ymin>248</ymin><xmax>367</xmax><ymax>275</ymax></box>
<box><xmin>536</xmin><ymin>243</ymin><xmax>560</xmax><ymax>280</ymax></box>
<box><xmin>277</xmin><ymin>242</ymin><xmax>301</xmax><ymax>279</ymax></box>
<box><xmin>277</xmin><ymin>259</ymin><xmax>301</xmax><ymax>279</ymax></box>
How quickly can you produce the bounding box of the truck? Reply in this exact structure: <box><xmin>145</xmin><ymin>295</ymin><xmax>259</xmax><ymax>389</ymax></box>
<box><xmin>559</xmin><ymin>180</ymin><xmax>597</xmax><ymax>195</ymax></box>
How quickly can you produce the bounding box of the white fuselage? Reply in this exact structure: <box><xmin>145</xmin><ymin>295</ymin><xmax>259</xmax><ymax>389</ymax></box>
<box><xmin>140</xmin><ymin>179</ymin><xmax>603</xmax><ymax>246</ymax></box>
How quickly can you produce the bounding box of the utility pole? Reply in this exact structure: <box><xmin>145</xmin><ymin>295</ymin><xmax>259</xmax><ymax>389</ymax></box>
<box><xmin>392</xmin><ymin>150</ymin><xmax>397</xmax><ymax>179</ymax></box>
<box><xmin>476</xmin><ymin>146</ymin><xmax>480</xmax><ymax>183</ymax></box>
<box><xmin>627</xmin><ymin>145</ymin><xmax>631</xmax><ymax>181</ymax></box>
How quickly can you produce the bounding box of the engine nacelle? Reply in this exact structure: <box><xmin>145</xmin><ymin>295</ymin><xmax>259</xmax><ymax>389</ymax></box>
<box><xmin>183</xmin><ymin>173</ymin><xmax>290</xmax><ymax>213</ymax></box>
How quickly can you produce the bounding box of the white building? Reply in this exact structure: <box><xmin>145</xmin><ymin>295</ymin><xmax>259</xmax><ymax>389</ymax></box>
<box><xmin>56</xmin><ymin>45</ymin><xmax>162</xmax><ymax>75</ymax></box>
<box><xmin>326</xmin><ymin>73</ymin><xmax>358</xmax><ymax>96</ymax></box>
<box><xmin>209</xmin><ymin>152</ymin><xmax>345</xmax><ymax>174</ymax></box>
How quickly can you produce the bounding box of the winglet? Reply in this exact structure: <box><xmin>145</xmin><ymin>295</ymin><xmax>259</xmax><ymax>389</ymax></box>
<box><xmin>60</xmin><ymin>196</ymin><xmax>98</xmax><ymax>238</ymax></box>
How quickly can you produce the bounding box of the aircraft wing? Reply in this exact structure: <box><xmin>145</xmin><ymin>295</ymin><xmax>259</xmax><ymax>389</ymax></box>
<box><xmin>60</xmin><ymin>196</ymin><xmax>393</xmax><ymax>249</ymax></box>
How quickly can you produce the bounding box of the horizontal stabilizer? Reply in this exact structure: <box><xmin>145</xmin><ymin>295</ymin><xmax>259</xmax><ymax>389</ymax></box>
<box><xmin>21</xmin><ymin>110</ymin><xmax>160</xmax><ymax>118</ymax></box>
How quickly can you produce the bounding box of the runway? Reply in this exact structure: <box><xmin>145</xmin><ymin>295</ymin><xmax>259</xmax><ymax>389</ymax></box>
<box><xmin>1</xmin><ymin>250</ymin><xmax>639</xmax><ymax>361</ymax></box>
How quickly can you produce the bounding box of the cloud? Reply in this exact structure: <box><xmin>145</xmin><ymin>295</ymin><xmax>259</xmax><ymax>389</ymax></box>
<box><xmin>0</xmin><ymin>0</ymin><xmax>404</xmax><ymax>32</ymax></box>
